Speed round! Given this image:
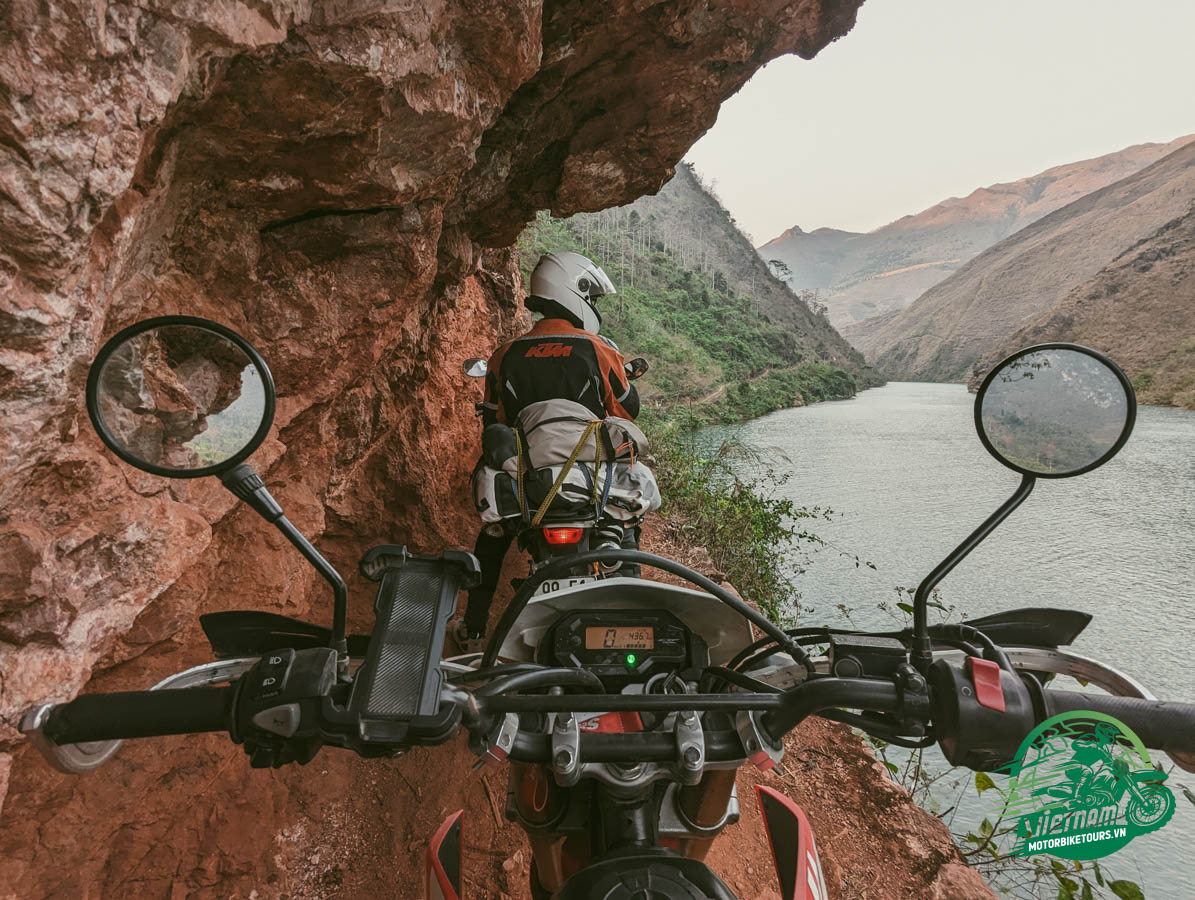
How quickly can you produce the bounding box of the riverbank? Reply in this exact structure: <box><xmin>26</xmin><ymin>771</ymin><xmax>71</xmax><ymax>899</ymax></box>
<box><xmin>651</xmin><ymin>362</ymin><xmax>863</xmax><ymax>428</ymax></box>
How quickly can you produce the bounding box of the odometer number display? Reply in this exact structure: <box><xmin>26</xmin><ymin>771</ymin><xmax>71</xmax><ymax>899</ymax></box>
<box><xmin>586</xmin><ymin>626</ymin><xmax>654</xmax><ymax>651</ymax></box>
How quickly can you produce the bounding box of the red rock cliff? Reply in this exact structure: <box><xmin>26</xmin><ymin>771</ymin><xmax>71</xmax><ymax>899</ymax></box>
<box><xmin>0</xmin><ymin>1</ymin><xmax>867</xmax><ymax>896</ymax></box>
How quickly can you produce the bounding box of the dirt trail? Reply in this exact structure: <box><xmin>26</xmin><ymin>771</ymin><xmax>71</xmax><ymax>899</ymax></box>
<box><xmin>697</xmin><ymin>383</ymin><xmax>728</xmax><ymax>404</ymax></box>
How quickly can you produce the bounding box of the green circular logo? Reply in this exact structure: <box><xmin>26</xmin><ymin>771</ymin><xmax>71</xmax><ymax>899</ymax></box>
<box><xmin>998</xmin><ymin>711</ymin><xmax>1176</xmax><ymax>860</ymax></box>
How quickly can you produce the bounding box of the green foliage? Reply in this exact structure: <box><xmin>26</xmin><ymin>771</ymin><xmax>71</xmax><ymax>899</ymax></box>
<box><xmin>696</xmin><ymin>364</ymin><xmax>859</xmax><ymax>425</ymax></box>
<box><xmin>648</xmin><ymin>427</ymin><xmax>829</xmax><ymax>619</ymax></box>
<box><xmin>518</xmin><ymin>210</ymin><xmax>861</xmax><ymax>423</ymax></box>
<box><xmin>974</xmin><ymin>771</ymin><xmax>998</xmax><ymax>796</ymax></box>
<box><xmin>1107</xmin><ymin>882</ymin><xmax>1145</xmax><ymax>900</ymax></box>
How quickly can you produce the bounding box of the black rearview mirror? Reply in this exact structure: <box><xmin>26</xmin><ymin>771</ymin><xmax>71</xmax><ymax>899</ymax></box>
<box><xmin>463</xmin><ymin>358</ymin><xmax>488</xmax><ymax>378</ymax></box>
<box><xmin>86</xmin><ymin>316</ymin><xmax>276</xmax><ymax>478</ymax></box>
<box><xmin>625</xmin><ymin>357</ymin><xmax>649</xmax><ymax>380</ymax></box>
<box><xmin>974</xmin><ymin>343</ymin><xmax>1136</xmax><ymax>479</ymax></box>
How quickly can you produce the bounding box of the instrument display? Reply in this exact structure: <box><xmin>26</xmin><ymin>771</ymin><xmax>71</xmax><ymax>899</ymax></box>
<box><xmin>544</xmin><ymin>610</ymin><xmax>700</xmax><ymax>689</ymax></box>
<box><xmin>585</xmin><ymin>626</ymin><xmax>654</xmax><ymax>650</ymax></box>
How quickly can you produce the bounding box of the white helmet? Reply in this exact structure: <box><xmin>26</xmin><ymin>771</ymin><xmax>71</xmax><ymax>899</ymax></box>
<box><xmin>527</xmin><ymin>251</ymin><xmax>616</xmax><ymax>333</ymax></box>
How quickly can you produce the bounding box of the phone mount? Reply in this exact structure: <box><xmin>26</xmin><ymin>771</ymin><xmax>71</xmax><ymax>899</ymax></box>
<box><xmin>346</xmin><ymin>545</ymin><xmax>479</xmax><ymax>745</ymax></box>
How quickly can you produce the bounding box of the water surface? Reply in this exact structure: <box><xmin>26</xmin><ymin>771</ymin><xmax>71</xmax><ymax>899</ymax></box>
<box><xmin>709</xmin><ymin>382</ymin><xmax>1193</xmax><ymax>896</ymax></box>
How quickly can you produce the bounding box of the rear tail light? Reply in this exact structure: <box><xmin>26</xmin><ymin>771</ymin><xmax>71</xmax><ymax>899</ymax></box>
<box><xmin>543</xmin><ymin>526</ymin><xmax>584</xmax><ymax>545</ymax></box>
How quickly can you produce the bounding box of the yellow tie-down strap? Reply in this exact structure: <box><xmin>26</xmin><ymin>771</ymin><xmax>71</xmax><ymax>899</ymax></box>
<box><xmin>523</xmin><ymin>420</ymin><xmax>604</xmax><ymax>527</ymax></box>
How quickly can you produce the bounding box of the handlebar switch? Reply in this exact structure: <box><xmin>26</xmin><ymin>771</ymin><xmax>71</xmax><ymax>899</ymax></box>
<box><xmin>233</xmin><ymin>647</ymin><xmax>338</xmax><ymax>768</ymax></box>
<box><xmin>966</xmin><ymin>657</ymin><xmax>1006</xmax><ymax>712</ymax></box>
<box><xmin>245</xmin><ymin>649</ymin><xmax>297</xmax><ymax>702</ymax></box>
<box><xmin>929</xmin><ymin>658</ymin><xmax>1035</xmax><ymax>770</ymax></box>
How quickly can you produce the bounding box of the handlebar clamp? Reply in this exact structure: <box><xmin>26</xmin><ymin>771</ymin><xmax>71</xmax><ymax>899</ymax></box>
<box><xmin>737</xmin><ymin>711</ymin><xmax>783</xmax><ymax>772</ymax></box>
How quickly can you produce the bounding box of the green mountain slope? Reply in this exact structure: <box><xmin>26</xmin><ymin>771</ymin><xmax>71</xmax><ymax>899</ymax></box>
<box><xmin>517</xmin><ymin>163</ymin><xmax>881</xmax><ymax>426</ymax></box>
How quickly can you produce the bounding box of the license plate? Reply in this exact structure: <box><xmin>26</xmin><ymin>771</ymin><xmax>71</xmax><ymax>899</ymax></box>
<box><xmin>537</xmin><ymin>576</ymin><xmax>595</xmax><ymax>596</ymax></box>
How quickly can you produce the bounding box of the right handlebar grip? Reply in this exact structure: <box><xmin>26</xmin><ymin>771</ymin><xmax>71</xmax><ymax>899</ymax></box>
<box><xmin>42</xmin><ymin>686</ymin><xmax>236</xmax><ymax>745</ymax></box>
<box><xmin>1041</xmin><ymin>689</ymin><xmax>1195</xmax><ymax>756</ymax></box>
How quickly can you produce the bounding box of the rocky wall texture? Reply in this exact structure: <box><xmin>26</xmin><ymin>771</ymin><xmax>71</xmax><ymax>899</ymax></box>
<box><xmin>0</xmin><ymin>1</ymin><xmax>866</xmax><ymax>895</ymax></box>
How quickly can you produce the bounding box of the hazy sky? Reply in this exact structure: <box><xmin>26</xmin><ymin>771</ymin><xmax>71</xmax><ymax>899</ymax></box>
<box><xmin>685</xmin><ymin>0</ymin><xmax>1195</xmax><ymax>244</ymax></box>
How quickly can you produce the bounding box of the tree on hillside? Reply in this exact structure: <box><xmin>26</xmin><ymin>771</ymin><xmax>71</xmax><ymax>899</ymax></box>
<box><xmin>798</xmin><ymin>288</ymin><xmax>828</xmax><ymax>317</ymax></box>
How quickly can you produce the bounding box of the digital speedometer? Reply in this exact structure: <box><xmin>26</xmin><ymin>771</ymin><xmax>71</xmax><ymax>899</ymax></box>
<box><xmin>543</xmin><ymin>610</ymin><xmax>704</xmax><ymax>690</ymax></box>
<box><xmin>585</xmin><ymin>626</ymin><xmax>654</xmax><ymax>650</ymax></box>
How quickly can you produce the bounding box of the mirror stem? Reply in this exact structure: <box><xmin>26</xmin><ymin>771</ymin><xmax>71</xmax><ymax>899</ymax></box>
<box><xmin>220</xmin><ymin>464</ymin><xmax>349</xmax><ymax>669</ymax></box>
<box><xmin>911</xmin><ymin>473</ymin><xmax>1035</xmax><ymax>674</ymax></box>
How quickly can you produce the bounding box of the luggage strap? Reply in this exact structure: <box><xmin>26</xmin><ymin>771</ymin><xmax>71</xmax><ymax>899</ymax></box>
<box><xmin>527</xmin><ymin>420</ymin><xmax>603</xmax><ymax>527</ymax></box>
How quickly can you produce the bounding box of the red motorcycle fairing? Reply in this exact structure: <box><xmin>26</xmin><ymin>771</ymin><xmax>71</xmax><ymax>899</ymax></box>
<box><xmin>426</xmin><ymin>810</ymin><xmax>463</xmax><ymax>900</ymax></box>
<box><xmin>755</xmin><ymin>785</ymin><xmax>828</xmax><ymax>900</ymax></box>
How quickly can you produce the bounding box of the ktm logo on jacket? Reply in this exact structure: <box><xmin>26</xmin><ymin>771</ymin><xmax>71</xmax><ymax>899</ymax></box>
<box><xmin>524</xmin><ymin>342</ymin><xmax>573</xmax><ymax>358</ymax></box>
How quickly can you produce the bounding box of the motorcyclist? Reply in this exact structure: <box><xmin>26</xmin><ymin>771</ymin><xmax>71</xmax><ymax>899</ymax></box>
<box><xmin>454</xmin><ymin>251</ymin><xmax>641</xmax><ymax>652</ymax></box>
<box><xmin>1057</xmin><ymin>722</ymin><xmax>1121</xmax><ymax>803</ymax></box>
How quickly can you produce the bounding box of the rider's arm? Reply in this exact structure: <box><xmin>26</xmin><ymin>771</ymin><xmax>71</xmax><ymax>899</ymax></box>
<box><xmin>481</xmin><ymin>345</ymin><xmax>508</xmax><ymax>427</ymax></box>
<box><xmin>594</xmin><ymin>336</ymin><xmax>640</xmax><ymax>420</ymax></box>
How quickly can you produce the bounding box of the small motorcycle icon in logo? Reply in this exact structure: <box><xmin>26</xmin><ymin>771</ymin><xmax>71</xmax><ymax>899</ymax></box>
<box><xmin>997</xmin><ymin>713</ymin><xmax>1176</xmax><ymax>860</ymax></box>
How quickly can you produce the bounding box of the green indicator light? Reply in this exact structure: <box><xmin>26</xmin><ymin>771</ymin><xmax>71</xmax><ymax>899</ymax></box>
<box><xmin>625</xmin><ymin>653</ymin><xmax>637</xmax><ymax>667</ymax></box>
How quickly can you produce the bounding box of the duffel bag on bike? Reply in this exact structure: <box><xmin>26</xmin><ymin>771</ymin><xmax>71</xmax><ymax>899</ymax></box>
<box><xmin>472</xmin><ymin>458</ymin><xmax>659</xmax><ymax>524</ymax></box>
<box><xmin>472</xmin><ymin>460</ymin><xmax>607</xmax><ymax>523</ymax></box>
<box><xmin>516</xmin><ymin>399</ymin><xmax>651</xmax><ymax>470</ymax></box>
<box><xmin>601</xmin><ymin>461</ymin><xmax>662</xmax><ymax>521</ymax></box>
<box><xmin>471</xmin><ymin>463</ymin><xmax>522</xmax><ymax>523</ymax></box>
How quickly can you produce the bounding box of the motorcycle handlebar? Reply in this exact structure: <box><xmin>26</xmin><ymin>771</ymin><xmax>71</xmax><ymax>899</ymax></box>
<box><xmin>40</xmin><ymin>687</ymin><xmax>237</xmax><ymax>745</ymax></box>
<box><xmin>27</xmin><ymin>664</ymin><xmax>1195</xmax><ymax>776</ymax></box>
<box><xmin>761</xmin><ymin>677</ymin><xmax>905</xmax><ymax>740</ymax></box>
<box><xmin>1040</xmin><ymin>689</ymin><xmax>1195</xmax><ymax>758</ymax></box>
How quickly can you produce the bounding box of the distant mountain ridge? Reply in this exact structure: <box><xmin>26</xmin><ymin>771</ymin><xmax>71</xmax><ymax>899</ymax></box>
<box><xmin>759</xmin><ymin>135</ymin><xmax>1195</xmax><ymax>327</ymax></box>
<box><xmin>969</xmin><ymin>204</ymin><xmax>1195</xmax><ymax>409</ymax></box>
<box><xmin>847</xmin><ymin>139</ymin><xmax>1195</xmax><ymax>395</ymax></box>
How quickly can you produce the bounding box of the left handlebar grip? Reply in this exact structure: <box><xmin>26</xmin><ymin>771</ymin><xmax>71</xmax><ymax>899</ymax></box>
<box><xmin>41</xmin><ymin>686</ymin><xmax>236</xmax><ymax>744</ymax></box>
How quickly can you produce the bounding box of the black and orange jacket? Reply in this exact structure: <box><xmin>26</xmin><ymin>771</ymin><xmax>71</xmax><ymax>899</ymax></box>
<box><xmin>483</xmin><ymin>318</ymin><xmax>640</xmax><ymax>426</ymax></box>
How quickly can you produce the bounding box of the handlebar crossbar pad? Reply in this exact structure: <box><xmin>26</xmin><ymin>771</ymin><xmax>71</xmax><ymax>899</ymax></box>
<box><xmin>349</xmin><ymin>546</ymin><xmax>479</xmax><ymax>743</ymax></box>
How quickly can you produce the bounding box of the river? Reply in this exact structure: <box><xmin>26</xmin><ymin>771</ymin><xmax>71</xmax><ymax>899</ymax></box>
<box><xmin>705</xmin><ymin>382</ymin><xmax>1193</xmax><ymax>898</ymax></box>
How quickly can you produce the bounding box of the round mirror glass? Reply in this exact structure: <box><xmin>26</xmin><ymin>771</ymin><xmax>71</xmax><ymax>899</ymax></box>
<box><xmin>87</xmin><ymin>317</ymin><xmax>276</xmax><ymax>478</ymax></box>
<box><xmin>975</xmin><ymin>344</ymin><xmax>1135</xmax><ymax>478</ymax></box>
<box><xmin>463</xmin><ymin>358</ymin><xmax>488</xmax><ymax>378</ymax></box>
